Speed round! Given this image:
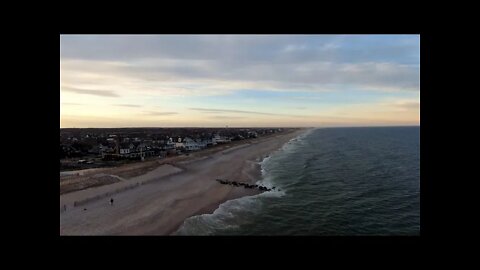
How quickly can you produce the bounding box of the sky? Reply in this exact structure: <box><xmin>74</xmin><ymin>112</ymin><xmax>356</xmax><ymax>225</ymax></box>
<box><xmin>60</xmin><ymin>35</ymin><xmax>420</xmax><ymax>128</ymax></box>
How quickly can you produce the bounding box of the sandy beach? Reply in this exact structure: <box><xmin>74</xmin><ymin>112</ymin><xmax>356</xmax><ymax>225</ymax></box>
<box><xmin>60</xmin><ymin>129</ymin><xmax>307</xmax><ymax>235</ymax></box>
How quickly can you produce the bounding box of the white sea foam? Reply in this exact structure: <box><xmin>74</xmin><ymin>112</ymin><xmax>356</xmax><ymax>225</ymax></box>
<box><xmin>175</xmin><ymin>129</ymin><xmax>315</xmax><ymax>235</ymax></box>
<box><xmin>175</xmin><ymin>192</ymin><xmax>263</xmax><ymax>235</ymax></box>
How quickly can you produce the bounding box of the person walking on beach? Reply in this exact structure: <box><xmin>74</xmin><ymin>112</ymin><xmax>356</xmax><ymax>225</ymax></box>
<box><xmin>63</xmin><ymin>204</ymin><xmax>67</xmax><ymax>212</ymax></box>
<box><xmin>110</xmin><ymin>198</ymin><xmax>114</xmax><ymax>206</ymax></box>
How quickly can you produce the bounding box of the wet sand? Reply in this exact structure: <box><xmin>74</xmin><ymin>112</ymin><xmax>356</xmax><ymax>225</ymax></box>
<box><xmin>60</xmin><ymin>129</ymin><xmax>307</xmax><ymax>235</ymax></box>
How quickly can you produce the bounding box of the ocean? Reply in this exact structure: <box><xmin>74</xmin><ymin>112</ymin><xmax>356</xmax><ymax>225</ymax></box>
<box><xmin>175</xmin><ymin>126</ymin><xmax>420</xmax><ymax>235</ymax></box>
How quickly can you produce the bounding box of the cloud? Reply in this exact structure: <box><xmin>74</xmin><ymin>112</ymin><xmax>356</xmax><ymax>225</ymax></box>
<box><xmin>142</xmin><ymin>111</ymin><xmax>178</xmax><ymax>116</ymax></box>
<box><xmin>115</xmin><ymin>104</ymin><xmax>142</xmax><ymax>108</ymax></box>
<box><xmin>62</xmin><ymin>86</ymin><xmax>120</xmax><ymax>97</ymax></box>
<box><xmin>61</xmin><ymin>58</ymin><xmax>419</xmax><ymax>97</ymax></box>
<box><xmin>190</xmin><ymin>107</ymin><xmax>282</xmax><ymax>116</ymax></box>
<box><xmin>212</xmin><ymin>116</ymin><xmax>246</xmax><ymax>119</ymax></box>
<box><xmin>60</xmin><ymin>35</ymin><xmax>420</xmax><ymax>127</ymax></box>
<box><xmin>61</xmin><ymin>102</ymin><xmax>82</xmax><ymax>106</ymax></box>
<box><xmin>60</xmin><ymin>35</ymin><xmax>420</xmax><ymax>97</ymax></box>
<box><xmin>61</xmin><ymin>35</ymin><xmax>418</xmax><ymax>65</ymax></box>
<box><xmin>390</xmin><ymin>100</ymin><xmax>420</xmax><ymax>111</ymax></box>
<box><xmin>395</xmin><ymin>101</ymin><xmax>419</xmax><ymax>109</ymax></box>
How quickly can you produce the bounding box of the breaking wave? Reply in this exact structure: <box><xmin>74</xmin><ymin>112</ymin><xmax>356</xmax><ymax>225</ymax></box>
<box><xmin>174</xmin><ymin>130</ymin><xmax>312</xmax><ymax>235</ymax></box>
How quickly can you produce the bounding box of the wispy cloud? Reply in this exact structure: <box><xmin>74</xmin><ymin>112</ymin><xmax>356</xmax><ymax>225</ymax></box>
<box><xmin>213</xmin><ymin>116</ymin><xmax>246</xmax><ymax>119</ymax></box>
<box><xmin>62</xmin><ymin>86</ymin><xmax>120</xmax><ymax>97</ymax></box>
<box><xmin>60</xmin><ymin>35</ymin><xmax>420</xmax><ymax>127</ymax></box>
<box><xmin>61</xmin><ymin>35</ymin><xmax>419</xmax><ymax>96</ymax></box>
<box><xmin>190</xmin><ymin>107</ymin><xmax>282</xmax><ymax>116</ymax></box>
<box><xmin>115</xmin><ymin>104</ymin><xmax>142</xmax><ymax>108</ymax></box>
<box><xmin>395</xmin><ymin>101</ymin><xmax>419</xmax><ymax>109</ymax></box>
<box><xmin>61</xmin><ymin>102</ymin><xmax>82</xmax><ymax>106</ymax></box>
<box><xmin>142</xmin><ymin>111</ymin><xmax>178</xmax><ymax>116</ymax></box>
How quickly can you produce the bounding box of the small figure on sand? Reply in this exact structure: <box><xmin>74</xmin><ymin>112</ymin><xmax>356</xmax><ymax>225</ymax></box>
<box><xmin>63</xmin><ymin>205</ymin><xmax>67</xmax><ymax>212</ymax></box>
<box><xmin>110</xmin><ymin>198</ymin><xmax>114</xmax><ymax>206</ymax></box>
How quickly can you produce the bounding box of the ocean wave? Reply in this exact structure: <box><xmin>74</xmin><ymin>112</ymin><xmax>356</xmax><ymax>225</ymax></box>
<box><xmin>174</xmin><ymin>176</ymin><xmax>289</xmax><ymax>235</ymax></box>
<box><xmin>174</xmin><ymin>191</ymin><xmax>265</xmax><ymax>235</ymax></box>
<box><xmin>174</xmin><ymin>132</ymin><xmax>308</xmax><ymax>235</ymax></box>
<box><xmin>256</xmin><ymin>129</ymin><xmax>315</xmax><ymax>192</ymax></box>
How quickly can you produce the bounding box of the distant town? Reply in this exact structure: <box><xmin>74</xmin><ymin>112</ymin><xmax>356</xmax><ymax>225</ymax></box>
<box><xmin>60</xmin><ymin>127</ymin><xmax>298</xmax><ymax>171</ymax></box>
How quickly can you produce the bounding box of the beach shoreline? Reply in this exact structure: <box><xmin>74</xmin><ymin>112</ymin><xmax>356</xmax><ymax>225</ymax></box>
<box><xmin>60</xmin><ymin>128</ymin><xmax>309</xmax><ymax>235</ymax></box>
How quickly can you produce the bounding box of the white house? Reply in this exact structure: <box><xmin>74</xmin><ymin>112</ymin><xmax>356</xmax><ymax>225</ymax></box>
<box><xmin>212</xmin><ymin>134</ymin><xmax>231</xmax><ymax>144</ymax></box>
<box><xmin>175</xmin><ymin>137</ymin><xmax>185</xmax><ymax>149</ymax></box>
<box><xmin>183</xmin><ymin>137</ymin><xmax>200</xmax><ymax>151</ymax></box>
<box><xmin>119</xmin><ymin>148</ymin><xmax>130</xmax><ymax>155</ymax></box>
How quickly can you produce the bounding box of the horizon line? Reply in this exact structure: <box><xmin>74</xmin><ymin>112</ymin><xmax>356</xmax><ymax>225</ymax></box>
<box><xmin>60</xmin><ymin>125</ymin><xmax>420</xmax><ymax>129</ymax></box>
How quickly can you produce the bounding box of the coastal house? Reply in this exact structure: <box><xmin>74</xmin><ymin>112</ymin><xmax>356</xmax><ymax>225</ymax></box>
<box><xmin>100</xmin><ymin>144</ymin><xmax>114</xmax><ymax>155</ymax></box>
<box><xmin>203</xmin><ymin>138</ymin><xmax>214</xmax><ymax>147</ymax></box>
<box><xmin>141</xmin><ymin>146</ymin><xmax>155</xmax><ymax>158</ymax></box>
<box><xmin>175</xmin><ymin>137</ymin><xmax>185</xmax><ymax>149</ymax></box>
<box><xmin>162</xmin><ymin>138</ymin><xmax>177</xmax><ymax>155</ymax></box>
<box><xmin>136</xmin><ymin>143</ymin><xmax>147</xmax><ymax>152</ymax></box>
<box><xmin>183</xmin><ymin>137</ymin><xmax>202</xmax><ymax>151</ymax></box>
<box><xmin>100</xmin><ymin>146</ymin><xmax>117</xmax><ymax>159</ymax></box>
<box><xmin>119</xmin><ymin>143</ymin><xmax>131</xmax><ymax>155</ymax></box>
<box><xmin>163</xmin><ymin>138</ymin><xmax>176</xmax><ymax>149</ymax></box>
<box><xmin>112</xmin><ymin>142</ymin><xmax>155</xmax><ymax>159</ymax></box>
<box><xmin>196</xmin><ymin>138</ymin><xmax>208</xmax><ymax>149</ymax></box>
<box><xmin>212</xmin><ymin>134</ymin><xmax>231</xmax><ymax>144</ymax></box>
